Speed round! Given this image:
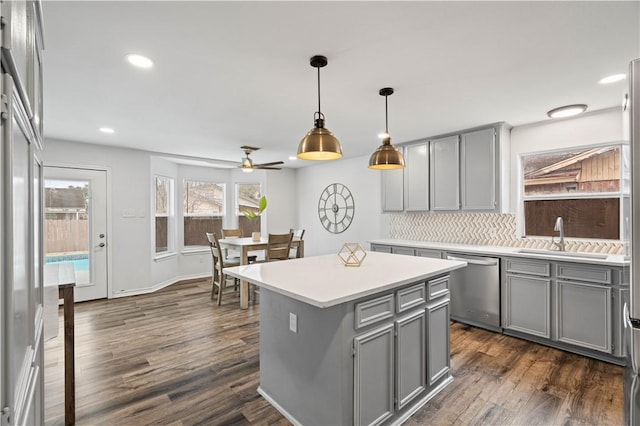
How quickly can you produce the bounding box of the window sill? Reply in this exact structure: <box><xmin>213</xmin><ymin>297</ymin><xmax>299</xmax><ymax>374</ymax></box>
<box><xmin>153</xmin><ymin>252</ymin><xmax>177</xmax><ymax>262</ymax></box>
<box><xmin>181</xmin><ymin>247</ymin><xmax>209</xmax><ymax>256</ymax></box>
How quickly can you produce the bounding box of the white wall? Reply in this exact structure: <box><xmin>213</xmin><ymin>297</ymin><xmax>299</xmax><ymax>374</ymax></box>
<box><xmin>509</xmin><ymin>107</ymin><xmax>624</xmax><ymax>212</ymax></box>
<box><xmin>43</xmin><ymin>138</ymin><xmax>152</xmax><ymax>296</ymax></box>
<box><xmin>43</xmin><ymin>138</ymin><xmax>298</xmax><ymax>297</ymax></box>
<box><xmin>295</xmin><ymin>156</ymin><xmax>385</xmax><ymax>256</ymax></box>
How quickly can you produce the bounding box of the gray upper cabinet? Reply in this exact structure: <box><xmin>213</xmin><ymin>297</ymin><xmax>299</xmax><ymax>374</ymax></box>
<box><xmin>460</xmin><ymin>128</ymin><xmax>496</xmax><ymax>210</ymax></box>
<box><xmin>381</xmin><ymin>163</ymin><xmax>404</xmax><ymax>212</ymax></box>
<box><xmin>430</xmin><ymin>135</ymin><xmax>460</xmax><ymax>211</ymax></box>
<box><xmin>405</xmin><ymin>141</ymin><xmax>429</xmax><ymax>211</ymax></box>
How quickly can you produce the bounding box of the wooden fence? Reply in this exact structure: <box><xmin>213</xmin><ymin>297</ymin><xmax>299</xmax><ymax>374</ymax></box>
<box><xmin>46</xmin><ymin>220</ymin><xmax>89</xmax><ymax>253</ymax></box>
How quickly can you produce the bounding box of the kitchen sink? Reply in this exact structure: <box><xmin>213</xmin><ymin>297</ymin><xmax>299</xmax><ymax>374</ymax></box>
<box><xmin>514</xmin><ymin>248</ymin><xmax>609</xmax><ymax>260</ymax></box>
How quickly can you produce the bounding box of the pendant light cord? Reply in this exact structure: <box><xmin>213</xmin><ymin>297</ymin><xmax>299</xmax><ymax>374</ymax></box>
<box><xmin>385</xmin><ymin>94</ymin><xmax>389</xmax><ymax>134</ymax></box>
<box><xmin>317</xmin><ymin>65</ymin><xmax>322</xmax><ymax>116</ymax></box>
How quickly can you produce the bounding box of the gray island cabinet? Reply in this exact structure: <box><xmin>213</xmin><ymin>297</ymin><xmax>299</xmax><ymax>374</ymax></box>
<box><xmin>226</xmin><ymin>252</ymin><xmax>466</xmax><ymax>426</ymax></box>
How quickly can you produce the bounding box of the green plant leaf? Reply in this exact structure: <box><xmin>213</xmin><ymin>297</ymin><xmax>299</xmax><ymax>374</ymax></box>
<box><xmin>258</xmin><ymin>196</ymin><xmax>267</xmax><ymax>214</ymax></box>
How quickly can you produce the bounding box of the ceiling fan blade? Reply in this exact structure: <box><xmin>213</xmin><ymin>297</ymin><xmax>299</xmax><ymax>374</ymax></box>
<box><xmin>254</xmin><ymin>161</ymin><xmax>285</xmax><ymax>167</ymax></box>
<box><xmin>254</xmin><ymin>166</ymin><xmax>282</xmax><ymax>170</ymax></box>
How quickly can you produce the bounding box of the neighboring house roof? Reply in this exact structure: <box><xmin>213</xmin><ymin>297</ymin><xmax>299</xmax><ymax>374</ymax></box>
<box><xmin>524</xmin><ymin>146</ymin><xmax>617</xmax><ymax>186</ymax></box>
<box><xmin>45</xmin><ymin>187</ymin><xmax>86</xmax><ymax>209</ymax></box>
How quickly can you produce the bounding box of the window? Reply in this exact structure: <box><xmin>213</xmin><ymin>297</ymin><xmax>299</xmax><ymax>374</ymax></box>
<box><xmin>155</xmin><ymin>175</ymin><xmax>174</xmax><ymax>253</ymax></box>
<box><xmin>236</xmin><ymin>183</ymin><xmax>262</xmax><ymax>236</ymax></box>
<box><xmin>521</xmin><ymin>143</ymin><xmax>629</xmax><ymax>240</ymax></box>
<box><xmin>183</xmin><ymin>179</ymin><xmax>225</xmax><ymax>246</ymax></box>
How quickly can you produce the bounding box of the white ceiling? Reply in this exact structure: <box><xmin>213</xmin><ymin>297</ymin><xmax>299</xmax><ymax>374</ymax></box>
<box><xmin>42</xmin><ymin>1</ymin><xmax>640</xmax><ymax>169</ymax></box>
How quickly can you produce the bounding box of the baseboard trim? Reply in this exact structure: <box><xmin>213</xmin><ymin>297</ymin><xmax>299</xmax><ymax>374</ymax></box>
<box><xmin>112</xmin><ymin>273</ymin><xmax>210</xmax><ymax>298</ymax></box>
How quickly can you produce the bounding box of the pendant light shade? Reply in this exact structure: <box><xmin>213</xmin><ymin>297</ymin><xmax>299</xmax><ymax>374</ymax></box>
<box><xmin>297</xmin><ymin>55</ymin><xmax>343</xmax><ymax>161</ymax></box>
<box><xmin>369</xmin><ymin>87</ymin><xmax>405</xmax><ymax>170</ymax></box>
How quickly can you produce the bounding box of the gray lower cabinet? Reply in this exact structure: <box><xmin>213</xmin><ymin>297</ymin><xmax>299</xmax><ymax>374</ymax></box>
<box><xmin>370</xmin><ymin>243</ymin><xmax>392</xmax><ymax>253</ymax></box>
<box><xmin>427</xmin><ymin>298</ymin><xmax>450</xmax><ymax>385</ymax></box>
<box><xmin>395</xmin><ymin>310</ymin><xmax>426</xmax><ymax>410</ymax></box>
<box><xmin>416</xmin><ymin>248</ymin><xmax>442</xmax><ymax>259</ymax></box>
<box><xmin>503</xmin><ymin>274</ymin><xmax>551</xmax><ymax>338</ymax></box>
<box><xmin>392</xmin><ymin>246</ymin><xmax>415</xmax><ymax>256</ymax></box>
<box><xmin>555</xmin><ymin>280</ymin><xmax>612</xmax><ymax>353</ymax></box>
<box><xmin>354</xmin><ymin>324</ymin><xmax>395</xmax><ymax>426</ymax></box>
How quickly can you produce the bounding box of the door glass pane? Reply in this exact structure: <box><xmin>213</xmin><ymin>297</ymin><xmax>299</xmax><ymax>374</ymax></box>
<box><xmin>44</xmin><ymin>179</ymin><xmax>90</xmax><ymax>285</ymax></box>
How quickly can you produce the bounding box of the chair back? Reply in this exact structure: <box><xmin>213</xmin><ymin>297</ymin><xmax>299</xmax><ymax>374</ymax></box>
<box><xmin>222</xmin><ymin>228</ymin><xmax>243</xmax><ymax>238</ymax></box>
<box><xmin>206</xmin><ymin>232</ymin><xmax>224</xmax><ymax>265</ymax></box>
<box><xmin>289</xmin><ymin>228</ymin><xmax>305</xmax><ymax>258</ymax></box>
<box><xmin>266</xmin><ymin>232</ymin><xmax>294</xmax><ymax>261</ymax></box>
<box><xmin>290</xmin><ymin>228</ymin><xmax>305</xmax><ymax>240</ymax></box>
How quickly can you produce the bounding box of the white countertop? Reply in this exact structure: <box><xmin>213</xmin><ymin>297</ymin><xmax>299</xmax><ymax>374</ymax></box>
<box><xmin>368</xmin><ymin>239</ymin><xmax>629</xmax><ymax>267</ymax></box>
<box><xmin>224</xmin><ymin>251</ymin><xmax>466</xmax><ymax>308</ymax></box>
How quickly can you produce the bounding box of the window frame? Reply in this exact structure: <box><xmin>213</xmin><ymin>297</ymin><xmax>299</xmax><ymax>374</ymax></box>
<box><xmin>182</xmin><ymin>179</ymin><xmax>225</xmax><ymax>247</ymax></box>
<box><xmin>518</xmin><ymin>141</ymin><xmax>629</xmax><ymax>241</ymax></box>
<box><xmin>154</xmin><ymin>175</ymin><xmax>175</xmax><ymax>255</ymax></box>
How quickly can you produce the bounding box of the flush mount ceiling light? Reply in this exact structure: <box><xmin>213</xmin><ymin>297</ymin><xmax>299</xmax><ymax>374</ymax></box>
<box><xmin>546</xmin><ymin>104</ymin><xmax>588</xmax><ymax>119</ymax></box>
<box><xmin>368</xmin><ymin>88</ymin><xmax>405</xmax><ymax>170</ymax></box>
<box><xmin>99</xmin><ymin>127</ymin><xmax>115</xmax><ymax>134</ymax></box>
<box><xmin>126</xmin><ymin>53</ymin><xmax>154</xmax><ymax>69</ymax></box>
<box><xmin>598</xmin><ymin>74</ymin><xmax>626</xmax><ymax>84</ymax></box>
<box><xmin>297</xmin><ymin>55</ymin><xmax>343</xmax><ymax>161</ymax></box>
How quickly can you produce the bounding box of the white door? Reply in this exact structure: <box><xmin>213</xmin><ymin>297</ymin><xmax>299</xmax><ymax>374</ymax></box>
<box><xmin>44</xmin><ymin>167</ymin><xmax>108</xmax><ymax>301</ymax></box>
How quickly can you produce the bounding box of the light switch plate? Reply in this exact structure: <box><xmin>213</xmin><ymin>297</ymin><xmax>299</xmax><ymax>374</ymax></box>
<box><xmin>289</xmin><ymin>312</ymin><xmax>297</xmax><ymax>333</ymax></box>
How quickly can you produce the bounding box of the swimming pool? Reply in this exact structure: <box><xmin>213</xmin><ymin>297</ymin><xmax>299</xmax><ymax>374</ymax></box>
<box><xmin>45</xmin><ymin>254</ymin><xmax>89</xmax><ymax>271</ymax></box>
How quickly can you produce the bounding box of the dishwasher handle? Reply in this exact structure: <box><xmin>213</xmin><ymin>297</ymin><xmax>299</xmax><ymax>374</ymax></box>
<box><xmin>446</xmin><ymin>255</ymin><xmax>498</xmax><ymax>266</ymax></box>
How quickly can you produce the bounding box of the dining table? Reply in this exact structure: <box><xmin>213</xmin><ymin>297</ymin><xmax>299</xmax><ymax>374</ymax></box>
<box><xmin>218</xmin><ymin>236</ymin><xmax>304</xmax><ymax>309</ymax></box>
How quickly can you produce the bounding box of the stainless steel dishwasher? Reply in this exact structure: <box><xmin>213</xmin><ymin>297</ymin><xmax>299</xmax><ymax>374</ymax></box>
<box><xmin>445</xmin><ymin>252</ymin><xmax>501</xmax><ymax>332</ymax></box>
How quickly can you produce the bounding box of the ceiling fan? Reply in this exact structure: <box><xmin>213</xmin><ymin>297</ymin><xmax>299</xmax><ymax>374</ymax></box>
<box><xmin>239</xmin><ymin>145</ymin><xmax>284</xmax><ymax>172</ymax></box>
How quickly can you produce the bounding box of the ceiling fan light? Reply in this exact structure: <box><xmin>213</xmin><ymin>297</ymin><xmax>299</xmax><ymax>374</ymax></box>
<box><xmin>369</xmin><ymin>141</ymin><xmax>405</xmax><ymax>170</ymax></box>
<box><xmin>297</xmin><ymin>126</ymin><xmax>343</xmax><ymax>160</ymax></box>
<box><xmin>241</xmin><ymin>167</ymin><xmax>254</xmax><ymax>173</ymax></box>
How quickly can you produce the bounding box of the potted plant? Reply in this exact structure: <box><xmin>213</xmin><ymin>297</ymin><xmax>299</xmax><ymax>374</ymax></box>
<box><xmin>242</xmin><ymin>195</ymin><xmax>267</xmax><ymax>241</ymax></box>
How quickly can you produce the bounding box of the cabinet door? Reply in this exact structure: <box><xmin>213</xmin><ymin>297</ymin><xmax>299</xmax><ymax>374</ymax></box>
<box><xmin>354</xmin><ymin>324</ymin><xmax>394</xmax><ymax>426</ymax></box>
<box><xmin>430</xmin><ymin>135</ymin><xmax>459</xmax><ymax>211</ymax></box>
<box><xmin>556</xmin><ymin>280</ymin><xmax>612</xmax><ymax>353</ymax></box>
<box><xmin>415</xmin><ymin>248</ymin><xmax>441</xmax><ymax>259</ymax></box>
<box><xmin>381</xmin><ymin>166</ymin><xmax>404</xmax><ymax>212</ymax></box>
<box><xmin>460</xmin><ymin>128</ymin><xmax>496</xmax><ymax>211</ymax></box>
<box><xmin>395</xmin><ymin>310</ymin><xmax>426</xmax><ymax>410</ymax></box>
<box><xmin>391</xmin><ymin>246</ymin><xmax>414</xmax><ymax>256</ymax></box>
<box><xmin>370</xmin><ymin>244</ymin><xmax>392</xmax><ymax>253</ymax></box>
<box><xmin>503</xmin><ymin>274</ymin><xmax>551</xmax><ymax>338</ymax></box>
<box><xmin>405</xmin><ymin>142</ymin><xmax>429</xmax><ymax>211</ymax></box>
<box><xmin>427</xmin><ymin>299</ymin><xmax>450</xmax><ymax>385</ymax></box>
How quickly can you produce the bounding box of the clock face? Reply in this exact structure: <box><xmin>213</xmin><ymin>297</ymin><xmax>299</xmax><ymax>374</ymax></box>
<box><xmin>318</xmin><ymin>183</ymin><xmax>355</xmax><ymax>234</ymax></box>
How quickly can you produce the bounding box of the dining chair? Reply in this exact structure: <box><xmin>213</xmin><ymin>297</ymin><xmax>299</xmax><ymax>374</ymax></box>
<box><xmin>266</xmin><ymin>232</ymin><xmax>294</xmax><ymax>262</ymax></box>
<box><xmin>206</xmin><ymin>232</ymin><xmax>240</xmax><ymax>305</ymax></box>
<box><xmin>289</xmin><ymin>228</ymin><xmax>305</xmax><ymax>259</ymax></box>
<box><xmin>221</xmin><ymin>228</ymin><xmax>258</xmax><ymax>263</ymax></box>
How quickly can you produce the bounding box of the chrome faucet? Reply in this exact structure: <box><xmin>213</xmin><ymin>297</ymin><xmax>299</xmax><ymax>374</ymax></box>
<box><xmin>551</xmin><ymin>217</ymin><xmax>565</xmax><ymax>251</ymax></box>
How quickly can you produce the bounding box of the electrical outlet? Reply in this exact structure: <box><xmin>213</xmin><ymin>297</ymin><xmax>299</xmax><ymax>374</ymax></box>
<box><xmin>289</xmin><ymin>312</ymin><xmax>297</xmax><ymax>333</ymax></box>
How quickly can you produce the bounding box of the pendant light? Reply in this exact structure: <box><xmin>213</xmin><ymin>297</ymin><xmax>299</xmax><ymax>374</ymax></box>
<box><xmin>369</xmin><ymin>87</ymin><xmax>405</xmax><ymax>169</ymax></box>
<box><xmin>297</xmin><ymin>55</ymin><xmax>343</xmax><ymax>160</ymax></box>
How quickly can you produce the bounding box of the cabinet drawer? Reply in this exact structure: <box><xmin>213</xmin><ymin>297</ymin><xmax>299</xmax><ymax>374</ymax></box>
<box><xmin>505</xmin><ymin>258</ymin><xmax>550</xmax><ymax>277</ymax></box>
<box><xmin>370</xmin><ymin>244</ymin><xmax>392</xmax><ymax>253</ymax></box>
<box><xmin>392</xmin><ymin>247</ymin><xmax>415</xmax><ymax>256</ymax></box>
<box><xmin>556</xmin><ymin>264</ymin><xmax>612</xmax><ymax>284</ymax></box>
<box><xmin>355</xmin><ymin>294</ymin><xmax>394</xmax><ymax>329</ymax></box>
<box><xmin>396</xmin><ymin>283</ymin><xmax>426</xmax><ymax>313</ymax></box>
<box><xmin>415</xmin><ymin>248</ymin><xmax>442</xmax><ymax>259</ymax></box>
<box><xmin>428</xmin><ymin>276</ymin><xmax>449</xmax><ymax>300</ymax></box>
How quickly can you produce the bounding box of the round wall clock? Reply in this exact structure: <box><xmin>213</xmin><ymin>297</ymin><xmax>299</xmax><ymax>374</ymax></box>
<box><xmin>318</xmin><ymin>183</ymin><xmax>355</xmax><ymax>234</ymax></box>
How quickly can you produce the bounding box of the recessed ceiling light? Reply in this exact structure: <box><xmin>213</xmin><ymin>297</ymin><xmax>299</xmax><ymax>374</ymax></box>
<box><xmin>126</xmin><ymin>53</ymin><xmax>154</xmax><ymax>69</ymax></box>
<box><xmin>547</xmin><ymin>104</ymin><xmax>588</xmax><ymax>119</ymax></box>
<box><xmin>598</xmin><ymin>74</ymin><xmax>626</xmax><ymax>84</ymax></box>
<box><xmin>99</xmin><ymin>127</ymin><xmax>115</xmax><ymax>134</ymax></box>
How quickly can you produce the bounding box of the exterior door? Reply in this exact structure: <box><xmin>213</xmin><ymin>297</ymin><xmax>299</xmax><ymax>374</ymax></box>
<box><xmin>44</xmin><ymin>167</ymin><xmax>108</xmax><ymax>301</ymax></box>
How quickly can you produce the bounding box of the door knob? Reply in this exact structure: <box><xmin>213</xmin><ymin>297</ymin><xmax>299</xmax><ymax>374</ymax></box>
<box><xmin>99</xmin><ymin>234</ymin><xmax>105</xmax><ymax>238</ymax></box>
<box><xmin>97</xmin><ymin>242</ymin><xmax>105</xmax><ymax>248</ymax></box>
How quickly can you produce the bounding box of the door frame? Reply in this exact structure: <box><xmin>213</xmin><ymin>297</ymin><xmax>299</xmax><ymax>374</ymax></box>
<box><xmin>43</xmin><ymin>161</ymin><xmax>113</xmax><ymax>299</ymax></box>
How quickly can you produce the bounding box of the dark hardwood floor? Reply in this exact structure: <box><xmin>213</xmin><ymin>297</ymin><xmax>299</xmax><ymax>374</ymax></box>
<box><xmin>44</xmin><ymin>279</ymin><xmax>624</xmax><ymax>425</ymax></box>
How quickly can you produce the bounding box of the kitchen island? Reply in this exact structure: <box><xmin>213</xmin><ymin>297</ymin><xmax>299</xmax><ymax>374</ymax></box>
<box><xmin>225</xmin><ymin>251</ymin><xmax>466</xmax><ymax>426</ymax></box>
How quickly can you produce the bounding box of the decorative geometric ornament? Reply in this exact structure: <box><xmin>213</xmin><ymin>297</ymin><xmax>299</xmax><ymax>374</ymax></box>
<box><xmin>338</xmin><ymin>243</ymin><xmax>367</xmax><ymax>267</ymax></box>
